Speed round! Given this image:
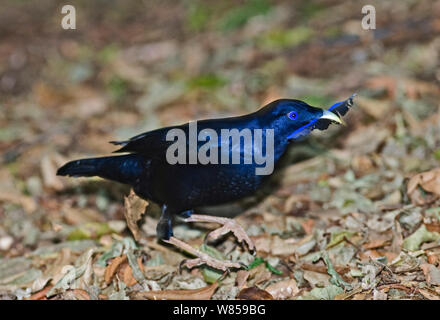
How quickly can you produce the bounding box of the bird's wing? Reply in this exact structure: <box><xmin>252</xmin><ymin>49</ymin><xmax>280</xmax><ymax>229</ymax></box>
<box><xmin>110</xmin><ymin>125</ymin><xmax>180</xmax><ymax>157</ymax></box>
<box><xmin>110</xmin><ymin>119</ymin><xmax>259</xmax><ymax>162</ymax></box>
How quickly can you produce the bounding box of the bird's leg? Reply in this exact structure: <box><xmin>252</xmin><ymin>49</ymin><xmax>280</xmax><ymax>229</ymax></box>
<box><xmin>182</xmin><ymin>214</ymin><xmax>256</xmax><ymax>255</ymax></box>
<box><xmin>164</xmin><ymin>236</ymin><xmax>242</xmax><ymax>271</ymax></box>
<box><xmin>159</xmin><ymin>208</ymin><xmax>242</xmax><ymax>271</ymax></box>
<box><xmin>156</xmin><ymin>204</ymin><xmax>174</xmax><ymax>240</ymax></box>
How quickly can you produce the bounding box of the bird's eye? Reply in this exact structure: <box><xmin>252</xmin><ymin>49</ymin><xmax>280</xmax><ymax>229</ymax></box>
<box><xmin>287</xmin><ymin>111</ymin><xmax>298</xmax><ymax>120</ymax></box>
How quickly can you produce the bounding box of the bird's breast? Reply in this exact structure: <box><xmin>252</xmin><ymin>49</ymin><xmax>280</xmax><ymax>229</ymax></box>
<box><xmin>150</xmin><ymin>162</ymin><xmax>266</xmax><ymax>210</ymax></box>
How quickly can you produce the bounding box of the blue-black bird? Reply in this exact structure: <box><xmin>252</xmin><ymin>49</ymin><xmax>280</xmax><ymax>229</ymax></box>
<box><xmin>57</xmin><ymin>94</ymin><xmax>356</xmax><ymax>270</ymax></box>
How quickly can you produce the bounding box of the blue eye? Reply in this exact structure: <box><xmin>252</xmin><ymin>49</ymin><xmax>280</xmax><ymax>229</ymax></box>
<box><xmin>287</xmin><ymin>111</ymin><xmax>298</xmax><ymax>120</ymax></box>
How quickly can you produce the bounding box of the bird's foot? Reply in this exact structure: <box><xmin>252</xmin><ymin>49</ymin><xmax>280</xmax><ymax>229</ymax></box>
<box><xmin>164</xmin><ymin>236</ymin><xmax>243</xmax><ymax>271</ymax></box>
<box><xmin>183</xmin><ymin>214</ymin><xmax>256</xmax><ymax>255</ymax></box>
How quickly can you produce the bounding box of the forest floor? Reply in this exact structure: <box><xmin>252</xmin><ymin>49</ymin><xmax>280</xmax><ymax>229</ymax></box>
<box><xmin>1</xmin><ymin>0</ymin><xmax>440</xmax><ymax>300</ymax></box>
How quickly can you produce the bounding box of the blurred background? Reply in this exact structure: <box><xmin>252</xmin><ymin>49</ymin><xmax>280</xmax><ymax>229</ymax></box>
<box><xmin>1</xmin><ymin>0</ymin><xmax>440</xmax><ymax>300</ymax></box>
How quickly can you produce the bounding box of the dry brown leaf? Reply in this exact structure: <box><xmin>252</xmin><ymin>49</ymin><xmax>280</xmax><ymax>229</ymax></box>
<box><xmin>124</xmin><ymin>189</ymin><xmax>149</xmax><ymax>241</ymax></box>
<box><xmin>62</xmin><ymin>289</ymin><xmax>91</xmax><ymax>300</ymax></box>
<box><xmin>365</xmin><ymin>76</ymin><xmax>439</xmax><ymax>100</ymax></box>
<box><xmin>0</xmin><ymin>192</ymin><xmax>37</xmax><ymax>213</ymax></box>
<box><xmin>48</xmin><ymin>248</ymin><xmax>74</xmax><ymax>285</ymax></box>
<box><xmin>426</xmin><ymin>222</ymin><xmax>440</xmax><ymax>233</ymax></box>
<box><xmin>28</xmin><ymin>285</ymin><xmax>53</xmax><ymax>300</ymax></box>
<box><xmin>301</xmin><ymin>263</ymin><xmax>350</xmax><ymax>276</ymax></box>
<box><xmin>33</xmin><ymin>81</ymin><xmax>70</xmax><ymax>108</ymax></box>
<box><xmin>357</xmin><ymin>96</ymin><xmax>391</xmax><ymax>119</ymax></box>
<box><xmin>351</xmin><ymin>155</ymin><xmax>374</xmax><ymax>175</ymax></box>
<box><xmin>71</xmin><ymin>289</ymin><xmax>91</xmax><ymax>300</ymax></box>
<box><xmin>143</xmin><ymin>265</ymin><xmax>175</xmax><ymax>280</ymax></box>
<box><xmin>427</xmin><ymin>252</ymin><xmax>439</xmax><ymax>265</ymax></box>
<box><xmin>119</xmin><ymin>258</ymin><xmax>144</xmax><ymax>287</ymax></box>
<box><xmin>420</xmin><ymin>264</ymin><xmax>440</xmax><ymax>286</ymax></box>
<box><xmin>248</xmin><ymin>264</ymin><xmax>272</xmax><ymax>285</ymax></box>
<box><xmin>62</xmin><ymin>205</ymin><xmax>105</xmax><ymax>225</ymax></box>
<box><xmin>284</xmin><ymin>194</ymin><xmax>311</xmax><ymax>215</ymax></box>
<box><xmin>254</xmin><ymin>236</ymin><xmax>271</xmax><ymax>253</ymax></box>
<box><xmin>382</xmin><ymin>251</ymin><xmax>398</xmax><ymax>262</ymax></box>
<box><xmin>418</xmin><ymin>288</ymin><xmax>440</xmax><ymax>300</ymax></box>
<box><xmin>377</xmin><ymin>284</ymin><xmax>412</xmax><ymax>293</ymax></box>
<box><xmin>41</xmin><ymin>155</ymin><xmax>64</xmax><ymax>191</ymax></box>
<box><xmin>407</xmin><ymin>168</ymin><xmax>440</xmax><ymax>205</ymax></box>
<box><xmin>265</xmin><ymin>279</ymin><xmax>299</xmax><ymax>299</ymax></box>
<box><xmin>345</xmin><ymin>125</ymin><xmax>389</xmax><ymax>155</ymax></box>
<box><xmin>300</xmin><ymin>219</ymin><xmax>315</xmax><ymax>235</ymax></box>
<box><xmin>104</xmin><ymin>255</ymin><xmax>127</xmax><ymax>284</ymax></box>
<box><xmin>105</xmin><ymin>254</ymin><xmax>145</xmax><ymax>286</ymax></box>
<box><xmin>119</xmin><ymin>263</ymin><xmax>133</xmax><ymax>286</ymax></box>
<box><xmin>373</xmin><ymin>289</ymin><xmax>387</xmax><ymax>300</ymax></box>
<box><xmin>365</xmin><ymin>75</ymin><xmax>397</xmax><ymax>98</ymax></box>
<box><xmin>362</xmin><ymin>239</ymin><xmax>389</xmax><ymax>250</ymax></box>
<box><xmin>359</xmin><ymin>249</ymin><xmax>382</xmax><ymax>261</ymax></box>
<box><xmin>403</xmin><ymin>79</ymin><xmax>440</xmax><ymax>99</ymax></box>
<box><xmin>351</xmin><ymin>293</ymin><xmax>367</xmax><ymax>300</ymax></box>
<box><xmin>303</xmin><ymin>270</ymin><xmax>330</xmax><ymax>288</ymax></box>
<box><xmin>132</xmin><ymin>282</ymin><xmax>218</xmax><ymax>300</ymax></box>
<box><xmin>235</xmin><ymin>270</ymin><xmax>250</xmax><ymax>290</ymax></box>
<box><xmin>237</xmin><ymin>287</ymin><xmax>273</xmax><ymax>300</ymax></box>
<box><xmin>255</xmin><ymin>236</ymin><xmax>296</xmax><ymax>256</ymax></box>
<box><xmin>391</xmin><ymin>216</ymin><xmax>404</xmax><ymax>254</ymax></box>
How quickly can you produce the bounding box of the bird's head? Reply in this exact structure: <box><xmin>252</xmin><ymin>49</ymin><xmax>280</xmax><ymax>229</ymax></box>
<box><xmin>257</xmin><ymin>99</ymin><xmax>344</xmax><ymax>141</ymax></box>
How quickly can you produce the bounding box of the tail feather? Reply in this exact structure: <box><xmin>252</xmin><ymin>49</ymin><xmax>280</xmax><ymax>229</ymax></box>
<box><xmin>57</xmin><ymin>154</ymin><xmax>146</xmax><ymax>185</ymax></box>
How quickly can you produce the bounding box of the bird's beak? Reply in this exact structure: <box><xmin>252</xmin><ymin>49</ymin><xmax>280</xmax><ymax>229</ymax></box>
<box><xmin>320</xmin><ymin>109</ymin><xmax>344</xmax><ymax>125</ymax></box>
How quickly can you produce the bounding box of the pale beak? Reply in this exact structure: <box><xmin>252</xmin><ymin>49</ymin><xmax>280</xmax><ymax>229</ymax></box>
<box><xmin>320</xmin><ymin>109</ymin><xmax>344</xmax><ymax>125</ymax></box>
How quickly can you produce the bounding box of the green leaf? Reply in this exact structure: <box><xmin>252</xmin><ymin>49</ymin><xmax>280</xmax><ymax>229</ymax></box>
<box><xmin>96</xmin><ymin>241</ymin><xmax>123</xmax><ymax>267</ymax></box>
<box><xmin>186</xmin><ymin>2</ymin><xmax>211</xmax><ymax>32</ymax></box>
<box><xmin>202</xmin><ymin>267</ymin><xmax>223</xmax><ymax>284</ymax></box>
<box><xmin>218</xmin><ymin>0</ymin><xmax>271</xmax><ymax>31</ymax></box>
<box><xmin>200</xmin><ymin>244</ymin><xmax>224</xmax><ymax>283</ymax></box>
<box><xmin>107</xmin><ymin>75</ymin><xmax>128</xmax><ymax>101</ymax></box>
<box><xmin>66</xmin><ymin>222</ymin><xmax>114</xmax><ymax>241</ymax></box>
<box><xmin>247</xmin><ymin>257</ymin><xmax>265</xmax><ymax>270</ymax></box>
<box><xmin>187</xmin><ymin>74</ymin><xmax>227</xmax><ymax>90</ymax></box>
<box><xmin>403</xmin><ymin>224</ymin><xmax>440</xmax><ymax>251</ymax></box>
<box><xmin>350</xmin><ymin>269</ymin><xmax>363</xmax><ymax>278</ymax></box>
<box><xmin>323</xmin><ymin>253</ymin><xmax>352</xmax><ymax>290</ymax></box>
<box><xmin>326</xmin><ymin>230</ymin><xmax>356</xmax><ymax>249</ymax></box>
<box><xmin>265</xmin><ymin>261</ymin><xmax>282</xmax><ymax>275</ymax></box>
<box><xmin>300</xmin><ymin>284</ymin><xmax>344</xmax><ymax>300</ymax></box>
<box><xmin>247</xmin><ymin>257</ymin><xmax>282</xmax><ymax>275</ymax></box>
<box><xmin>258</xmin><ymin>27</ymin><xmax>314</xmax><ymax>50</ymax></box>
<box><xmin>434</xmin><ymin>149</ymin><xmax>440</xmax><ymax>161</ymax></box>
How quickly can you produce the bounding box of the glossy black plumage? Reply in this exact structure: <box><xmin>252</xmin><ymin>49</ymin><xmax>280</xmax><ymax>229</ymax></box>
<box><xmin>57</xmin><ymin>96</ymin><xmax>355</xmax><ymax>240</ymax></box>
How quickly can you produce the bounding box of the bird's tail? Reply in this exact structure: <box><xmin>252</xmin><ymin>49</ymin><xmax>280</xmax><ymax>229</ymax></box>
<box><xmin>56</xmin><ymin>154</ymin><xmax>147</xmax><ymax>185</ymax></box>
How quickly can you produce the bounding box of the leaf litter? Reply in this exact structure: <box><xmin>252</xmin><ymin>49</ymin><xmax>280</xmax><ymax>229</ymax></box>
<box><xmin>1</xmin><ymin>0</ymin><xmax>440</xmax><ymax>300</ymax></box>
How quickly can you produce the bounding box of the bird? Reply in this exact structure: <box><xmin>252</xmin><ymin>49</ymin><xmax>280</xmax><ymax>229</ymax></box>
<box><xmin>57</xmin><ymin>94</ymin><xmax>356</xmax><ymax>271</ymax></box>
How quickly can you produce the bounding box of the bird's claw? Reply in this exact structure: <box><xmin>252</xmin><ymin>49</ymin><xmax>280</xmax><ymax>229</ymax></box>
<box><xmin>166</xmin><ymin>236</ymin><xmax>244</xmax><ymax>272</ymax></box>
<box><xmin>203</xmin><ymin>218</ymin><xmax>256</xmax><ymax>255</ymax></box>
